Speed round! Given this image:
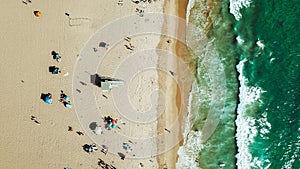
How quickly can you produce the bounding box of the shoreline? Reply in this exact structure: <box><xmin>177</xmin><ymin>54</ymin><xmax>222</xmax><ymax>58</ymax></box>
<box><xmin>1</xmin><ymin>0</ymin><xmax>192</xmax><ymax>168</ymax></box>
<box><xmin>156</xmin><ymin>0</ymin><xmax>191</xmax><ymax>168</ymax></box>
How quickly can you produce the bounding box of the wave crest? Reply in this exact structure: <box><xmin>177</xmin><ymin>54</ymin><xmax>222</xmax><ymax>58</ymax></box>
<box><xmin>229</xmin><ymin>0</ymin><xmax>251</xmax><ymax>20</ymax></box>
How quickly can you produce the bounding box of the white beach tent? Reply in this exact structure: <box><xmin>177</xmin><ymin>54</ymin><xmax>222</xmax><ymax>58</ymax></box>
<box><xmin>93</xmin><ymin>125</ymin><xmax>102</xmax><ymax>135</ymax></box>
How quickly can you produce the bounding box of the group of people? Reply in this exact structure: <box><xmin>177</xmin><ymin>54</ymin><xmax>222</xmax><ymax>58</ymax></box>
<box><xmin>132</xmin><ymin>0</ymin><xmax>157</xmax><ymax>17</ymax></box>
<box><xmin>49</xmin><ymin>51</ymin><xmax>62</xmax><ymax>74</ymax></box>
<box><xmin>43</xmin><ymin>51</ymin><xmax>72</xmax><ymax>108</ymax></box>
<box><xmin>104</xmin><ymin>116</ymin><xmax>117</xmax><ymax>129</ymax></box>
<box><xmin>98</xmin><ymin>158</ymin><xmax>117</xmax><ymax>169</ymax></box>
<box><xmin>60</xmin><ymin>90</ymin><xmax>72</xmax><ymax>108</ymax></box>
<box><xmin>42</xmin><ymin>91</ymin><xmax>72</xmax><ymax>108</ymax></box>
<box><xmin>83</xmin><ymin>143</ymin><xmax>98</xmax><ymax>153</ymax></box>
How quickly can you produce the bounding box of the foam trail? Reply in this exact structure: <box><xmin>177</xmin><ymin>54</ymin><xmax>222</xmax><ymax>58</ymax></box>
<box><xmin>256</xmin><ymin>40</ymin><xmax>265</xmax><ymax>49</ymax></box>
<box><xmin>176</xmin><ymin>130</ymin><xmax>203</xmax><ymax>169</ymax></box>
<box><xmin>176</xmin><ymin>1</ymin><xmax>202</xmax><ymax>168</ymax></box>
<box><xmin>236</xmin><ymin>36</ymin><xmax>245</xmax><ymax>45</ymax></box>
<box><xmin>235</xmin><ymin>59</ymin><xmax>264</xmax><ymax>169</ymax></box>
<box><xmin>186</xmin><ymin>0</ymin><xmax>195</xmax><ymax>25</ymax></box>
<box><xmin>229</xmin><ymin>0</ymin><xmax>251</xmax><ymax>20</ymax></box>
<box><xmin>176</xmin><ymin>83</ymin><xmax>203</xmax><ymax>169</ymax></box>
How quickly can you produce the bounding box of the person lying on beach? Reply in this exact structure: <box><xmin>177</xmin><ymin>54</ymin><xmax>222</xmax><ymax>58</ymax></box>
<box><xmin>117</xmin><ymin>0</ymin><xmax>123</xmax><ymax>6</ymax></box>
<box><xmin>22</xmin><ymin>0</ymin><xmax>32</xmax><ymax>5</ymax></box>
<box><xmin>63</xmin><ymin>101</ymin><xmax>72</xmax><ymax>108</ymax></box>
<box><xmin>60</xmin><ymin>90</ymin><xmax>69</xmax><ymax>102</ymax></box>
<box><xmin>132</xmin><ymin>0</ymin><xmax>140</xmax><ymax>4</ymax></box>
<box><xmin>136</xmin><ymin>8</ymin><xmax>144</xmax><ymax>17</ymax></box>
<box><xmin>76</xmin><ymin>131</ymin><xmax>84</xmax><ymax>135</ymax></box>
<box><xmin>124</xmin><ymin>44</ymin><xmax>134</xmax><ymax>51</ymax></box>
<box><xmin>98</xmin><ymin>158</ymin><xmax>106</xmax><ymax>168</ymax></box>
<box><xmin>31</xmin><ymin>116</ymin><xmax>41</xmax><ymax>125</ymax></box>
<box><xmin>99</xmin><ymin>42</ymin><xmax>110</xmax><ymax>50</ymax></box>
<box><xmin>101</xmin><ymin>145</ymin><xmax>108</xmax><ymax>155</ymax></box>
<box><xmin>59</xmin><ymin>91</ymin><xmax>72</xmax><ymax>108</ymax></box>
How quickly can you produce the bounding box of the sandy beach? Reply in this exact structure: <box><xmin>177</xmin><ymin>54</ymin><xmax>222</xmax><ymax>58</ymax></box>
<box><xmin>0</xmin><ymin>0</ymin><xmax>192</xmax><ymax>168</ymax></box>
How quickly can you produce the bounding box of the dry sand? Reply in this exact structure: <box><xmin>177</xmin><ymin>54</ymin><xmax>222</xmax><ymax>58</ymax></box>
<box><xmin>0</xmin><ymin>0</ymin><xmax>191</xmax><ymax>169</ymax></box>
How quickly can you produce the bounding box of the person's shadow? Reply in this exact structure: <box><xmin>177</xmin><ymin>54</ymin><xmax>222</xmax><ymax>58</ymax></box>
<box><xmin>51</xmin><ymin>51</ymin><xmax>58</xmax><ymax>59</ymax></box>
<box><xmin>40</xmin><ymin>93</ymin><xmax>49</xmax><ymax>102</ymax></box>
<box><xmin>49</xmin><ymin>66</ymin><xmax>59</xmax><ymax>74</ymax></box>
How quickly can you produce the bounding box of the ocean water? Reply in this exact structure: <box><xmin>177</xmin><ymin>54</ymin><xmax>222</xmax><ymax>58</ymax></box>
<box><xmin>234</xmin><ymin>0</ymin><xmax>300</xmax><ymax>168</ymax></box>
<box><xmin>177</xmin><ymin>0</ymin><xmax>239</xmax><ymax>168</ymax></box>
<box><xmin>177</xmin><ymin>0</ymin><xmax>300</xmax><ymax>168</ymax></box>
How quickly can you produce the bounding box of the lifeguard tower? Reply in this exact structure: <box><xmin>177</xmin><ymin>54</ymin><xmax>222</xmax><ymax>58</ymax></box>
<box><xmin>91</xmin><ymin>74</ymin><xmax>124</xmax><ymax>92</ymax></box>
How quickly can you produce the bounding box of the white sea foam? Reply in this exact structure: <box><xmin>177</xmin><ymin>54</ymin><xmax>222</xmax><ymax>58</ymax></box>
<box><xmin>270</xmin><ymin>58</ymin><xmax>275</xmax><ymax>63</ymax></box>
<box><xmin>236</xmin><ymin>36</ymin><xmax>245</xmax><ymax>45</ymax></box>
<box><xmin>176</xmin><ymin>130</ymin><xmax>203</xmax><ymax>169</ymax></box>
<box><xmin>236</xmin><ymin>59</ymin><xmax>265</xmax><ymax>169</ymax></box>
<box><xmin>256</xmin><ymin>40</ymin><xmax>265</xmax><ymax>49</ymax></box>
<box><xmin>176</xmin><ymin>1</ymin><xmax>203</xmax><ymax>168</ymax></box>
<box><xmin>229</xmin><ymin>0</ymin><xmax>251</xmax><ymax>20</ymax></box>
<box><xmin>257</xmin><ymin>111</ymin><xmax>271</xmax><ymax>137</ymax></box>
<box><xmin>186</xmin><ymin>0</ymin><xmax>195</xmax><ymax>25</ymax></box>
<box><xmin>176</xmin><ymin>83</ymin><xmax>203</xmax><ymax>169</ymax></box>
<box><xmin>282</xmin><ymin>136</ymin><xmax>300</xmax><ymax>169</ymax></box>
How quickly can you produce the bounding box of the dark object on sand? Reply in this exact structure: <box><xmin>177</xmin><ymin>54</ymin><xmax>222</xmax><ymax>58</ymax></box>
<box><xmin>99</xmin><ymin>42</ymin><xmax>109</xmax><ymax>50</ymax></box>
<box><xmin>164</xmin><ymin>128</ymin><xmax>171</xmax><ymax>133</ymax></box>
<box><xmin>101</xmin><ymin>145</ymin><xmax>108</xmax><ymax>155</ymax></box>
<box><xmin>98</xmin><ymin>158</ymin><xmax>106</xmax><ymax>167</ymax></box>
<box><xmin>118</xmin><ymin>152</ymin><xmax>126</xmax><ymax>160</ymax></box>
<box><xmin>139</xmin><ymin>162</ymin><xmax>144</xmax><ymax>167</ymax></box>
<box><xmin>76</xmin><ymin>131</ymin><xmax>84</xmax><ymax>135</ymax></box>
<box><xmin>49</xmin><ymin>66</ymin><xmax>60</xmax><ymax>74</ymax></box>
<box><xmin>34</xmin><ymin>11</ymin><xmax>41</xmax><ymax>17</ymax></box>
<box><xmin>82</xmin><ymin>143</ymin><xmax>97</xmax><ymax>153</ymax></box>
<box><xmin>40</xmin><ymin>93</ymin><xmax>52</xmax><ymax>104</ymax></box>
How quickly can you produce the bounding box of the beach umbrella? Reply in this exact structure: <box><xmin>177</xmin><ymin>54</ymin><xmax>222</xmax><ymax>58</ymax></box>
<box><xmin>94</xmin><ymin>126</ymin><xmax>102</xmax><ymax>135</ymax></box>
<box><xmin>45</xmin><ymin>96</ymin><xmax>52</xmax><ymax>104</ymax></box>
<box><xmin>111</xmin><ymin>124</ymin><xmax>116</xmax><ymax>129</ymax></box>
<box><xmin>64</xmin><ymin>95</ymin><xmax>69</xmax><ymax>101</ymax></box>
<box><xmin>55</xmin><ymin>53</ymin><xmax>60</xmax><ymax>59</ymax></box>
<box><xmin>87</xmin><ymin>146</ymin><xmax>92</xmax><ymax>153</ymax></box>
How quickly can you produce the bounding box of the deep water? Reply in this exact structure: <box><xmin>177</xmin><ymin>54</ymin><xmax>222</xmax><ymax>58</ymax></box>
<box><xmin>235</xmin><ymin>0</ymin><xmax>300</xmax><ymax>168</ymax></box>
<box><xmin>187</xmin><ymin>0</ymin><xmax>300</xmax><ymax>168</ymax></box>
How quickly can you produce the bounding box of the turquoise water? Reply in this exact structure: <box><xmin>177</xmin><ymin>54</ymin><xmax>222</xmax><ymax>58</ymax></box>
<box><xmin>235</xmin><ymin>0</ymin><xmax>300</xmax><ymax>168</ymax></box>
<box><xmin>187</xmin><ymin>0</ymin><xmax>300</xmax><ymax>168</ymax></box>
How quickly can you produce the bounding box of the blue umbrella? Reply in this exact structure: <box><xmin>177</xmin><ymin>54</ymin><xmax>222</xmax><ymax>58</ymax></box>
<box><xmin>45</xmin><ymin>96</ymin><xmax>52</xmax><ymax>104</ymax></box>
<box><xmin>64</xmin><ymin>95</ymin><xmax>69</xmax><ymax>101</ymax></box>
